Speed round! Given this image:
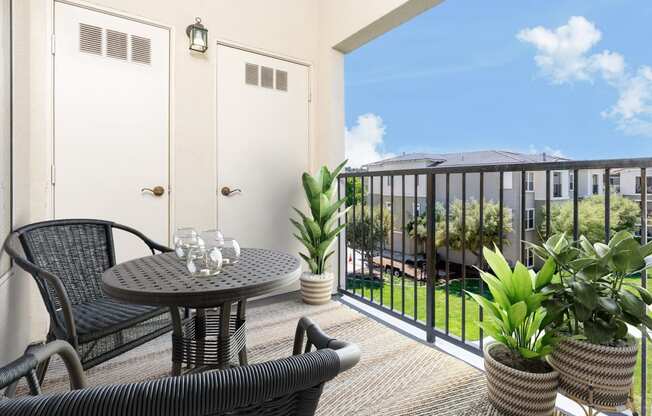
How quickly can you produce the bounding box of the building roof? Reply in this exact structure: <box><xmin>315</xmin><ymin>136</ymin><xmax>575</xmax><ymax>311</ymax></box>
<box><xmin>363</xmin><ymin>150</ymin><xmax>570</xmax><ymax>169</ymax></box>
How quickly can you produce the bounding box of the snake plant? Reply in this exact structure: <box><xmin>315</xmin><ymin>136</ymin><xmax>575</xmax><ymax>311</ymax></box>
<box><xmin>291</xmin><ymin>161</ymin><xmax>349</xmax><ymax>276</ymax></box>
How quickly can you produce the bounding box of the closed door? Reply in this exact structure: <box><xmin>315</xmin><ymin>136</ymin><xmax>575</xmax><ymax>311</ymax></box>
<box><xmin>216</xmin><ymin>45</ymin><xmax>310</xmax><ymax>256</ymax></box>
<box><xmin>54</xmin><ymin>2</ymin><xmax>170</xmax><ymax>260</ymax></box>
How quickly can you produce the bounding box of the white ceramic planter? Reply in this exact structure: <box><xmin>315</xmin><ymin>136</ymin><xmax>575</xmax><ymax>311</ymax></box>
<box><xmin>300</xmin><ymin>272</ymin><xmax>334</xmax><ymax>305</ymax></box>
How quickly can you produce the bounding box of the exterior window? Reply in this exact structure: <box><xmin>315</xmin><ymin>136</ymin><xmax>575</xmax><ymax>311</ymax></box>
<box><xmin>386</xmin><ymin>176</ymin><xmax>392</xmax><ymax>187</ymax></box>
<box><xmin>609</xmin><ymin>174</ymin><xmax>621</xmax><ymax>193</ymax></box>
<box><xmin>635</xmin><ymin>176</ymin><xmax>652</xmax><ymax>194</ymax></box>
<box><xmin>525</xmin><ymin>172</ymin><xmax>534</xmax><ymax>192</ymax></box>
<box><xmin>592</xmin><ymin>174</ymin><xmax>599</xmax><ymax>195</ymax></box>
<box><xmin>553</xmin><ymin>172</ymin><xmax>562</xmax><ymax>198</ymax></box>
<box><xmin>525</xmin><ymin>209</ymin><xmax>535</xmax><ymax>231</ymax></box>
<box><xmin>569</xmin><ymin>172</ymin><xmax>574</xmax><ymax>192</ymax></box>
<box><xmin>525</xmin><ymin>247</ymin><xmax>535</xmax><ymax>268</ymax></box>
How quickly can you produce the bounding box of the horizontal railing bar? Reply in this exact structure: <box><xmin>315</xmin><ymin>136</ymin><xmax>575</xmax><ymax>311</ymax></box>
<box><xmin>338</xmin><ymin>157</ymin><xmax>652</xmax><ymax>177</ymax></box>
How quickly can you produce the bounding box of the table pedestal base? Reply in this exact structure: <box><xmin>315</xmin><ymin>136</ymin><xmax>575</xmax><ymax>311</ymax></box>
<box><xmin>169</xmin><ymin>300</ymin><xmax>247</xmax><ymax>375</ymax></box>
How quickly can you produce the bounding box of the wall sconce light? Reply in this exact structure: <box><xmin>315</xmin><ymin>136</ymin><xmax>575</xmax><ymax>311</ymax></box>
<box><xmin>186</xmin><ymin>17</ymin><xmax>208</xmax><ymax>53</ymax></box>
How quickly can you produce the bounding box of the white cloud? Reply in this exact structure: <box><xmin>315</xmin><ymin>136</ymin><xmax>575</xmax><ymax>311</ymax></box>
<box><xmin>345</xmin><ymin>113</ymin><xmax>395</xmax><ymax>168</ymax></box>
<box><xmin>519</xmin><ymin>16</ymin><xmax>652</xmax><ymax>137</ymax></box>
<box><xmin>517</xmin><ymin>16</ymin><xmax>605</xmax><ymax>83</ymax></box>
<box><xmin>602</xmin><ymin>66</ymin><xmax>652</xmax><ymax>136</ymax></box>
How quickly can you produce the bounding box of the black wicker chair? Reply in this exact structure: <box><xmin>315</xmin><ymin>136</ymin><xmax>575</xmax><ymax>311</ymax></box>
<box><xmin>2</xmin><ymin>219</ymin><xmax>175</xmax><ymax>378</ymax></box>
<box><xmin>0</xmin><ymin>317</ymin><xmax>361</xmax><ymax>416</ymax></box>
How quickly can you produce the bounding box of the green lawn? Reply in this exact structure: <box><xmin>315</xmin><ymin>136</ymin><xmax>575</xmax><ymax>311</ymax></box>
<box><xmin>347</xmin><ymin>276</ymin><xmax>481</xmax><ymax>341</ymax></box>
<box><xmin>346</xmin><ymin>274</ymin><xmax>652</xmax><ymax>410</ymax></box>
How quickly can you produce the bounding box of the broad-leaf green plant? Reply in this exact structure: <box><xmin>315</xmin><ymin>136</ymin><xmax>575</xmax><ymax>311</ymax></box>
<box><xmin>530</xmin><ymin>232</ymin><xmax>652</xmax><ymax>345</ymax></box>
<box><xmin>467</xmin><ymin>245</ymin><xmax>556</xmax><ymax>359</ymax></box>
<box><xmin>291</xmin><ymin>161</ymin><xmax>350</xmax><ymax>276</ymax></box>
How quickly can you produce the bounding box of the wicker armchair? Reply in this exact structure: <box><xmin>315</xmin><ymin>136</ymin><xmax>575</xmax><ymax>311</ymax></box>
<box><xmin>2</xmin><ymin>219</ymin><xmax>174</xmax><ymax>377</ymax></box>
<box><xmin>0</xmin><ymin>317</ymin><xmax>361</xmax><ymax>416</ymax></box>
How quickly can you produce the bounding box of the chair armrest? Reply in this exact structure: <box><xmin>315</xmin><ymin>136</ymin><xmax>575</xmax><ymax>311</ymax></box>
<box><xmin>2</xmin><ymin>234</ymin><xmax>79</xmax><ymax>344</ymax></box>
<box><xmin>0</xmin><ymin>349</ymin><xmax>340</xmax><ymax>416</ymax></box>
<box><xmin>0</xmin><ymin>355</ymin><xmax>38</xmax><ymax>391</ymax></box>
<box><xmin>0</xmin><ymin>341</ymin><xmax>86</xmax><ymax>394</ymax></box>
<box><xmin>110</xmin><ymin>223</ymin><xmax>173</xmax><ymax>253</ymax></box>
<box><xmin>293</xmin><ymin>317</ymin><xmax>361</xmax><ymax>372</ymax></box>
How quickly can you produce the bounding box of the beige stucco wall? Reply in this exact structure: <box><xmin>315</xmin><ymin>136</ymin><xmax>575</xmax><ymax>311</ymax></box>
<box><xmin>1</xmin><ymin>0</ymin><xmax>441</xmax><ymax>365</ymax></box>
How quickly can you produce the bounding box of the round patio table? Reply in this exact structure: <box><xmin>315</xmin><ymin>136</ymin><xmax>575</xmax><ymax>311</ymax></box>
<box><xmin>102</xmin><ymin>248</ymin><xmax>301</xmax><ymax>375</ymax></box>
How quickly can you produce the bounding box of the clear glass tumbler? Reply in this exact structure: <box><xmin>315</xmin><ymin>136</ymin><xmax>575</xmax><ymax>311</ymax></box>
<box><xmin>186</xmin><ymin>246</ymin><xmax>223</xmax><ymax>277</ymax></box>
<box><xmin>174</xmin><ymin>227</ymin><xmax>203</xmax><ymax>260</ymax></box>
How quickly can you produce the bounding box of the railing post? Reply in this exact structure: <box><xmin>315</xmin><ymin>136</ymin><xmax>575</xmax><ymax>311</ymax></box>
<box><xmin>573</xmin><ymin>168</ymin><xmax>579</xmax><ymax>242</ymax></box>
<box><xmin>546</xmin><ymin>170</ymin><xmax>551</xmax><ymax>240</ymax></box>
<box><xmin>521</xmin><ymin>170</ymin><xmax>526</xmax><ymax>263</ymax></box>
<box><xmin>499</xmin><ymin>172</ymin><xmax>504</xmax><ymax>251</ymax></box>
<box><xmin>641</xmin><ymin>169</ymin><xmax>648</xmax><ymax>416</ymax></box>
<box><xmin>478</xmin><ymin>172</ymin><xmax>484</xmax><ymax>350</ymax></box>
<box><xmin>337</xmin><ymin>177</ymin><xmax>342</xmax><ymax>291</ymax></box>
<box><xmin>604</xmin><ymin>167</ymin><xmax>611</xmax><ymax>243</ymax></box>
<box><xmin>370</xmin><ymin>175</ymin><xmax>374</xmax><ymax>303</ymax></box>
<box><xmin>426</xmin><ymin>173</ymin><xmax>435</xmax><ymax>342</ymax></box>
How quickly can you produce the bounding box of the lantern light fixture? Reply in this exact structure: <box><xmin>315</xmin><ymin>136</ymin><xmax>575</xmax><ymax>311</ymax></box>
<box><xmin>186</xmin><ymin>17</ymin><xmax>208</xmax><ymax>53</ymax></box>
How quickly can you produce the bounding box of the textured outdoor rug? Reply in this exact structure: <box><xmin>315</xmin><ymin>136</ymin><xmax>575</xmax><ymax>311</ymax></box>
<box><xmin>37</xmin><ymin>295</ymin><xmax>497</xmax><ymax>415</ymax></box>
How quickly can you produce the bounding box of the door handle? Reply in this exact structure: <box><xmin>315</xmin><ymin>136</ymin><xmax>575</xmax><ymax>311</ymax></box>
<box><xmin>141</xmin><ymin>186</ymin><xmax>165</xmax><ymax>197</ymax></box>
<box><xmin>221</xmin><ymin>186</ymin><xmax>242</xmax><ymax>197</ymax></box>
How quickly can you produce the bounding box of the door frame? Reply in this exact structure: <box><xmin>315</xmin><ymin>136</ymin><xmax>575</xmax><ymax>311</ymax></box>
<box><xmin>213</xmin><ymin>38</ymin><xmax>314</xmax><ymax>229</ymax></box>
<box><xmin>49</xmin><ymin>0</ymin><xmax>175</xmax><ymax>243</ymax></box>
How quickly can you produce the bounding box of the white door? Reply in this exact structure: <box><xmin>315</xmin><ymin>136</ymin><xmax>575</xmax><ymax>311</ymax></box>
<box><xmin>216</xmin><ymin>45</ymin><xmax>310</xmax><ymax>257</ymax></box>
<box><xmin>54</xmin><ymin>2</ymin><xmax>170</xmax><ymax>260</ymax></box>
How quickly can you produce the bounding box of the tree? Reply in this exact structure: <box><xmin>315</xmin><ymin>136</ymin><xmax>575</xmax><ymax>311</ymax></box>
<box><xmin>405</xmin><ymin>202</ymin><xmax>445</xmax><ymax>249</ymax></box>
<box><xmin>345</xmin><ymin>177</ymin><xmax>363</xmax><ymax>207</ymax></box>
<box><xmin>405</xmin><ymin>199</ymin><xmax>513</xmax><ymax>266</ymax></box>
<box><xmin>438</xmin><ymin>199</ymin><xmax>513</xmax><ymax>265</ymax></box>
<box><xmin>346</xmin><ymin>204</ymin><xmax>392</xmax><ymax>270</ymax></box>
<box><xmin>539</xmin><ymin>194</ymin><xmax>640</xmax><ymax>243</ymax></box>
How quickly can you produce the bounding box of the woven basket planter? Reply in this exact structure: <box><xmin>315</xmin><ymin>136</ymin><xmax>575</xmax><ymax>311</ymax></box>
<box><xmin>484</xmin><ymin>343</ymin><xmax>559</xmax><ymax>416</ymax></box>
<box><xmin>548</xmin><ymin>337</ymin><xmax>638</xmax><ymax>410</ymax></box>
<box><xmin>300</xmin><ymin>272</ymin><xmax>333</xmax><ymax>305</ymax></box>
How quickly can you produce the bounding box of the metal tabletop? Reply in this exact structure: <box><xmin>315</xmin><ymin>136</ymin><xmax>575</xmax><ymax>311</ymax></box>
<box><xmin>102</xmin><ymin>248</ymin><xmax>301</xmax><ymax>308</ymax></box>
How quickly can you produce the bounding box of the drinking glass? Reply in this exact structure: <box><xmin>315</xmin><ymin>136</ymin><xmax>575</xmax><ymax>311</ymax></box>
<box><xmin>200</xmin><ymin>229</ymin><xmax>224</xmax><ymax>249</ymax></box>
<box><xmin>221</xmin><ymin>238</ymin><xmax>241</xmax><ymax>265</ymax></box>
<box><xmin>174</xmin><ymin>227</ymin><xmax>203</xmax><ymax>260</ymax></box>
<box><xmin>186</xmin><ymin>246</ymin><xmax>223</xmax><ymax>277</ymax></box>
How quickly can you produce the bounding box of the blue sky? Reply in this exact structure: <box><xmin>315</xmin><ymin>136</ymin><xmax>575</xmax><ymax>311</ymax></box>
<box><xmin>344</xmin><ymin>0</ymin><xmax>652</xmax><ymax>167</ymax></box>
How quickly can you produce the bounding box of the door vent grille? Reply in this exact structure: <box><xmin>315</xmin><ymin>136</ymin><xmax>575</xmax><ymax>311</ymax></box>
<box><xmin>244</xmin><ymin>62</ymin><xmax>288</xmax><ymax>93</ymax></box>
<box><xmin>79</xmin><ymin>23</ymin><xmax>103</xmax><ymax>55</ymax></box>
<box><xmin>131</xmin><ymin>35</ymin><xmax>151</xmax><ymax>65</ymax></box>
<box><xmin>275</xmin><ymin>70</ymin><xmax>288</xmax><ymax>91</ymax></box>
<box><xmin>106</xmin><ymin>29</ymin><xmax>128</xmax><ymax>60</ymax></box>
<box><xmin>261</xmin><ymin>66</ymin><xmax>274</xmax><ymax>89</ymax></box>
<box><xmin>245</xmin><ymin>63</ymin><xmax>259</xmax><ymax>86</ymax></box>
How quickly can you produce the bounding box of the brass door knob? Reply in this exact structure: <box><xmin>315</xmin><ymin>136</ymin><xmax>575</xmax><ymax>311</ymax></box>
<box><xmin>141</xmin><ymin>186</ymin><xmax>165</xmax><ymax>197</ymax></box>
<box><xmin>221</xmin><ymin>186</ymin><xmax>242</xmax><ymax>196</ymax></box>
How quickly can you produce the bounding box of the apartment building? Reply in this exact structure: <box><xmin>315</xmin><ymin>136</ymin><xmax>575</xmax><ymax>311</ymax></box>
<box><xmin>364</xmin><ymin>150</ymin><xmax>569</xmax><ymax>267</ymax></box>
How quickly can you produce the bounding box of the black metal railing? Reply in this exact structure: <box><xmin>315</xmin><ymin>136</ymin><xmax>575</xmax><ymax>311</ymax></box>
<box><xmin>338</xmin><ymin>157</ymin><xmax>652</xmax><ymax>415</ymax></box>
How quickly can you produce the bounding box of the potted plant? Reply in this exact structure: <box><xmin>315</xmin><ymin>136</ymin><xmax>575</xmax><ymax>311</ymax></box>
<box><xmin>531</xmin><ymin>232</ymin><xmax>652</xmax><ymax>410</ymax></box>
<box><xmin>291</xmin><ymin>160</ymin><xmax>349</xmax><ymax>305</ymax></box>
<box><xmin>467</xmin><ymin>246</ymin><xmax>559</xmax><ymax>416</ymax></box>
